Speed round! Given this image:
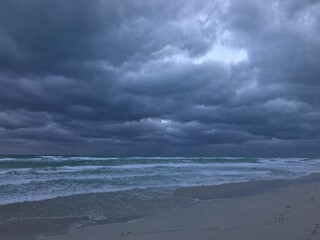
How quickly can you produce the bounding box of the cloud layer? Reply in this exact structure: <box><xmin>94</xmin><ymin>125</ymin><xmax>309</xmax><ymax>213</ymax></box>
<box><xmin>1</xmin><ymin>0</ymin><xmax>320</xmax><ymax>156</ymax></box>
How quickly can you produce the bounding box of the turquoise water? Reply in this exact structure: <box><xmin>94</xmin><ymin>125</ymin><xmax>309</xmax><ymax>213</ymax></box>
<box><xmin>1</xmin><ymin>156</ymin><xmax>320</xmax><ymax>205</ymax></box>
<box><xmin>1</xmin><ymin>156</ymin><xmax>320</xmax><ymax>239</ymax></box>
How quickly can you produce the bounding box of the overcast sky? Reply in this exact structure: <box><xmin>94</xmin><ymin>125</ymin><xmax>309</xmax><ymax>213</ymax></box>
<box><xmin>0</xmin><ymin>0</ymin><xmax>320</xmax><ymax>156</ymax></box>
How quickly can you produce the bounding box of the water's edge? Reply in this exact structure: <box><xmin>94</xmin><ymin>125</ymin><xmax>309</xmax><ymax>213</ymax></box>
<box><xmin>2</xmin><ymin>172</ymin><xmax>320</xmax><ymax>240</ymax></box>
<box><xmin>175</xmin><ymin>172</ymin><xmax>320</xmax><ymax>200</ymax></box>
<box><xmin>1</xmin><ymin>156</ymin><xmax>320</xmax><ymax>240</ymax></box>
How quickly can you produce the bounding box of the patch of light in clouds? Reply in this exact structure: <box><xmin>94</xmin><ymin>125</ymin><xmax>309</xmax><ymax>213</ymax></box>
<box><xmin>194</xmin><ymin>43</ymin><xmax>248</xmax><ymax>64</ymax></box>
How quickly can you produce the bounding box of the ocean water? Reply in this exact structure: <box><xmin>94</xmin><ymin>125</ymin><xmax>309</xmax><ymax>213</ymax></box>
<box><xmin>1</xmin><ymin>156</ymin><xmax>320</xmax><ymax>239</ymax></box>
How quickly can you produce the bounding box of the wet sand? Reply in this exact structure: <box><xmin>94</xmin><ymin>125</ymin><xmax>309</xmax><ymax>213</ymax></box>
<box><xmin>42</xmin><ymin>174</ymin><xmax>320</xmax><ymax>240</ymax></box>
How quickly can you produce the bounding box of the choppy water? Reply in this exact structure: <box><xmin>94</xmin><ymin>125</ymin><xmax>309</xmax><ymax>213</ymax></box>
<box><xmin>1</xmin><ymin>156</ymin><xmax>320</xmax><ymax>205</ymax></box>
<box><xmin>1</xmin><ymin>156</ymin><xmax>320</xmax><ymax>239</ymax></box>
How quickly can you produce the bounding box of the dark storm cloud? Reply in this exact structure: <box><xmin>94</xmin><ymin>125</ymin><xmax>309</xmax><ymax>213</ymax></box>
<box><xmin>0</xmin><ymin>0</ymin><xmax>320</xmax><ymax>156</ymax></box>
<box><xmin>0</xmin><ymin>0</ymin><xmax>218</xmax><ymax>75</ymax></box>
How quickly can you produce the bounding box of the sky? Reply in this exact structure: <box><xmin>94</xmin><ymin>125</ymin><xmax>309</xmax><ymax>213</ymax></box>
<box><xmin>0</xmin><ymin>0</ymin><xmax>320</xmax><ymax>157</ymax></box>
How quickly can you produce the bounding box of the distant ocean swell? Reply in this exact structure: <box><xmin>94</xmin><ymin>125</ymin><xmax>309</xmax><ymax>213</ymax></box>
<box><xmin>1</xmin><ymin>156</ymin><xmax>320</xmax><ymax>205</ymax></box>
<box><xmin>1</xmin><ymin>156</ymin><xmax>320</xmax><ymax>239</ymax></box>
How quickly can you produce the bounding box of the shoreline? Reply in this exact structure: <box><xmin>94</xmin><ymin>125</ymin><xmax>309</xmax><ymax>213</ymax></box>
<box><xmin>174</xmin><ymin>172</ymin><xmax>320</xmax><ymax>200</ymax></box>
<box><xmin>39</xmin><ymin>173</ymin><xmax>320</xmax><ymax>240</ymax></box>
<box><xmin>0</xmin><ymin>188</ymin><xmax>193</xmax><ymax>240</ymax></box>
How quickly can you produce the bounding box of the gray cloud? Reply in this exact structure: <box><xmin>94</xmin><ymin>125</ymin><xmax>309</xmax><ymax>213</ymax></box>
<box><xmin>0</xmin><ymin>0</ymin><xmax>320</xmax><ymax>156</ymax></box>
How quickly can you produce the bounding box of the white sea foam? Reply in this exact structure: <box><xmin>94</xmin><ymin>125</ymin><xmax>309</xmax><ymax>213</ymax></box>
<box><xmin>1</xmin><ymin>157</ymin><xmax>320</xmax><ymax>205</ymax></box>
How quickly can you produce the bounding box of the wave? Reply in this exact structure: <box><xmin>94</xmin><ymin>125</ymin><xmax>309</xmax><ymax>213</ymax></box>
<box><xmin>1</xmin><ymin>158</ymin><xmax>319</xmax><ymax>176</ymax></box>
<box><xmin>1</xmin><ymin>156</ymin><xmax>320</xmax><ymax>206</ymax></box>
<box><xmin>0</xmin><ymin>156</ymin><xmax>260</xmax><ymax>162</ymax></box>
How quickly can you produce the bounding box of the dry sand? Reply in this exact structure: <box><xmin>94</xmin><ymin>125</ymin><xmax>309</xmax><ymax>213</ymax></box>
<box><xmin>42</xmin><ymin>178</ymin><xmax>320</xmax><ymax>240</ymax></box>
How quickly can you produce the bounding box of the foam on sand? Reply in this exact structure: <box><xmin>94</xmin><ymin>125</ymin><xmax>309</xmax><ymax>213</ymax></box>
<box><xmin>42</xmin><ymin>173</ymin><xmax>320</xmax><ymax>240</ymax></box>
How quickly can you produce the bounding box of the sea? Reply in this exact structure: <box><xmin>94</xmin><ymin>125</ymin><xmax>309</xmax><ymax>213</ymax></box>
<box><xmin>1</xmin><ymin>156</ymin><xmax>320</xmax><ymax>239</ymax></box>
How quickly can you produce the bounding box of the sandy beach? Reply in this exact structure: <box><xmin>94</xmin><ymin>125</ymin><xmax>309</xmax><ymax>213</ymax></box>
<box><xmin>42</xmin><ymin>175</ymin><xmax>320</xmax><ymax>240</ymax></box>
<box><xmin>2</xmin><ymin>0</ymin><xmax>320</xmax><ymax>239</ymax></box>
